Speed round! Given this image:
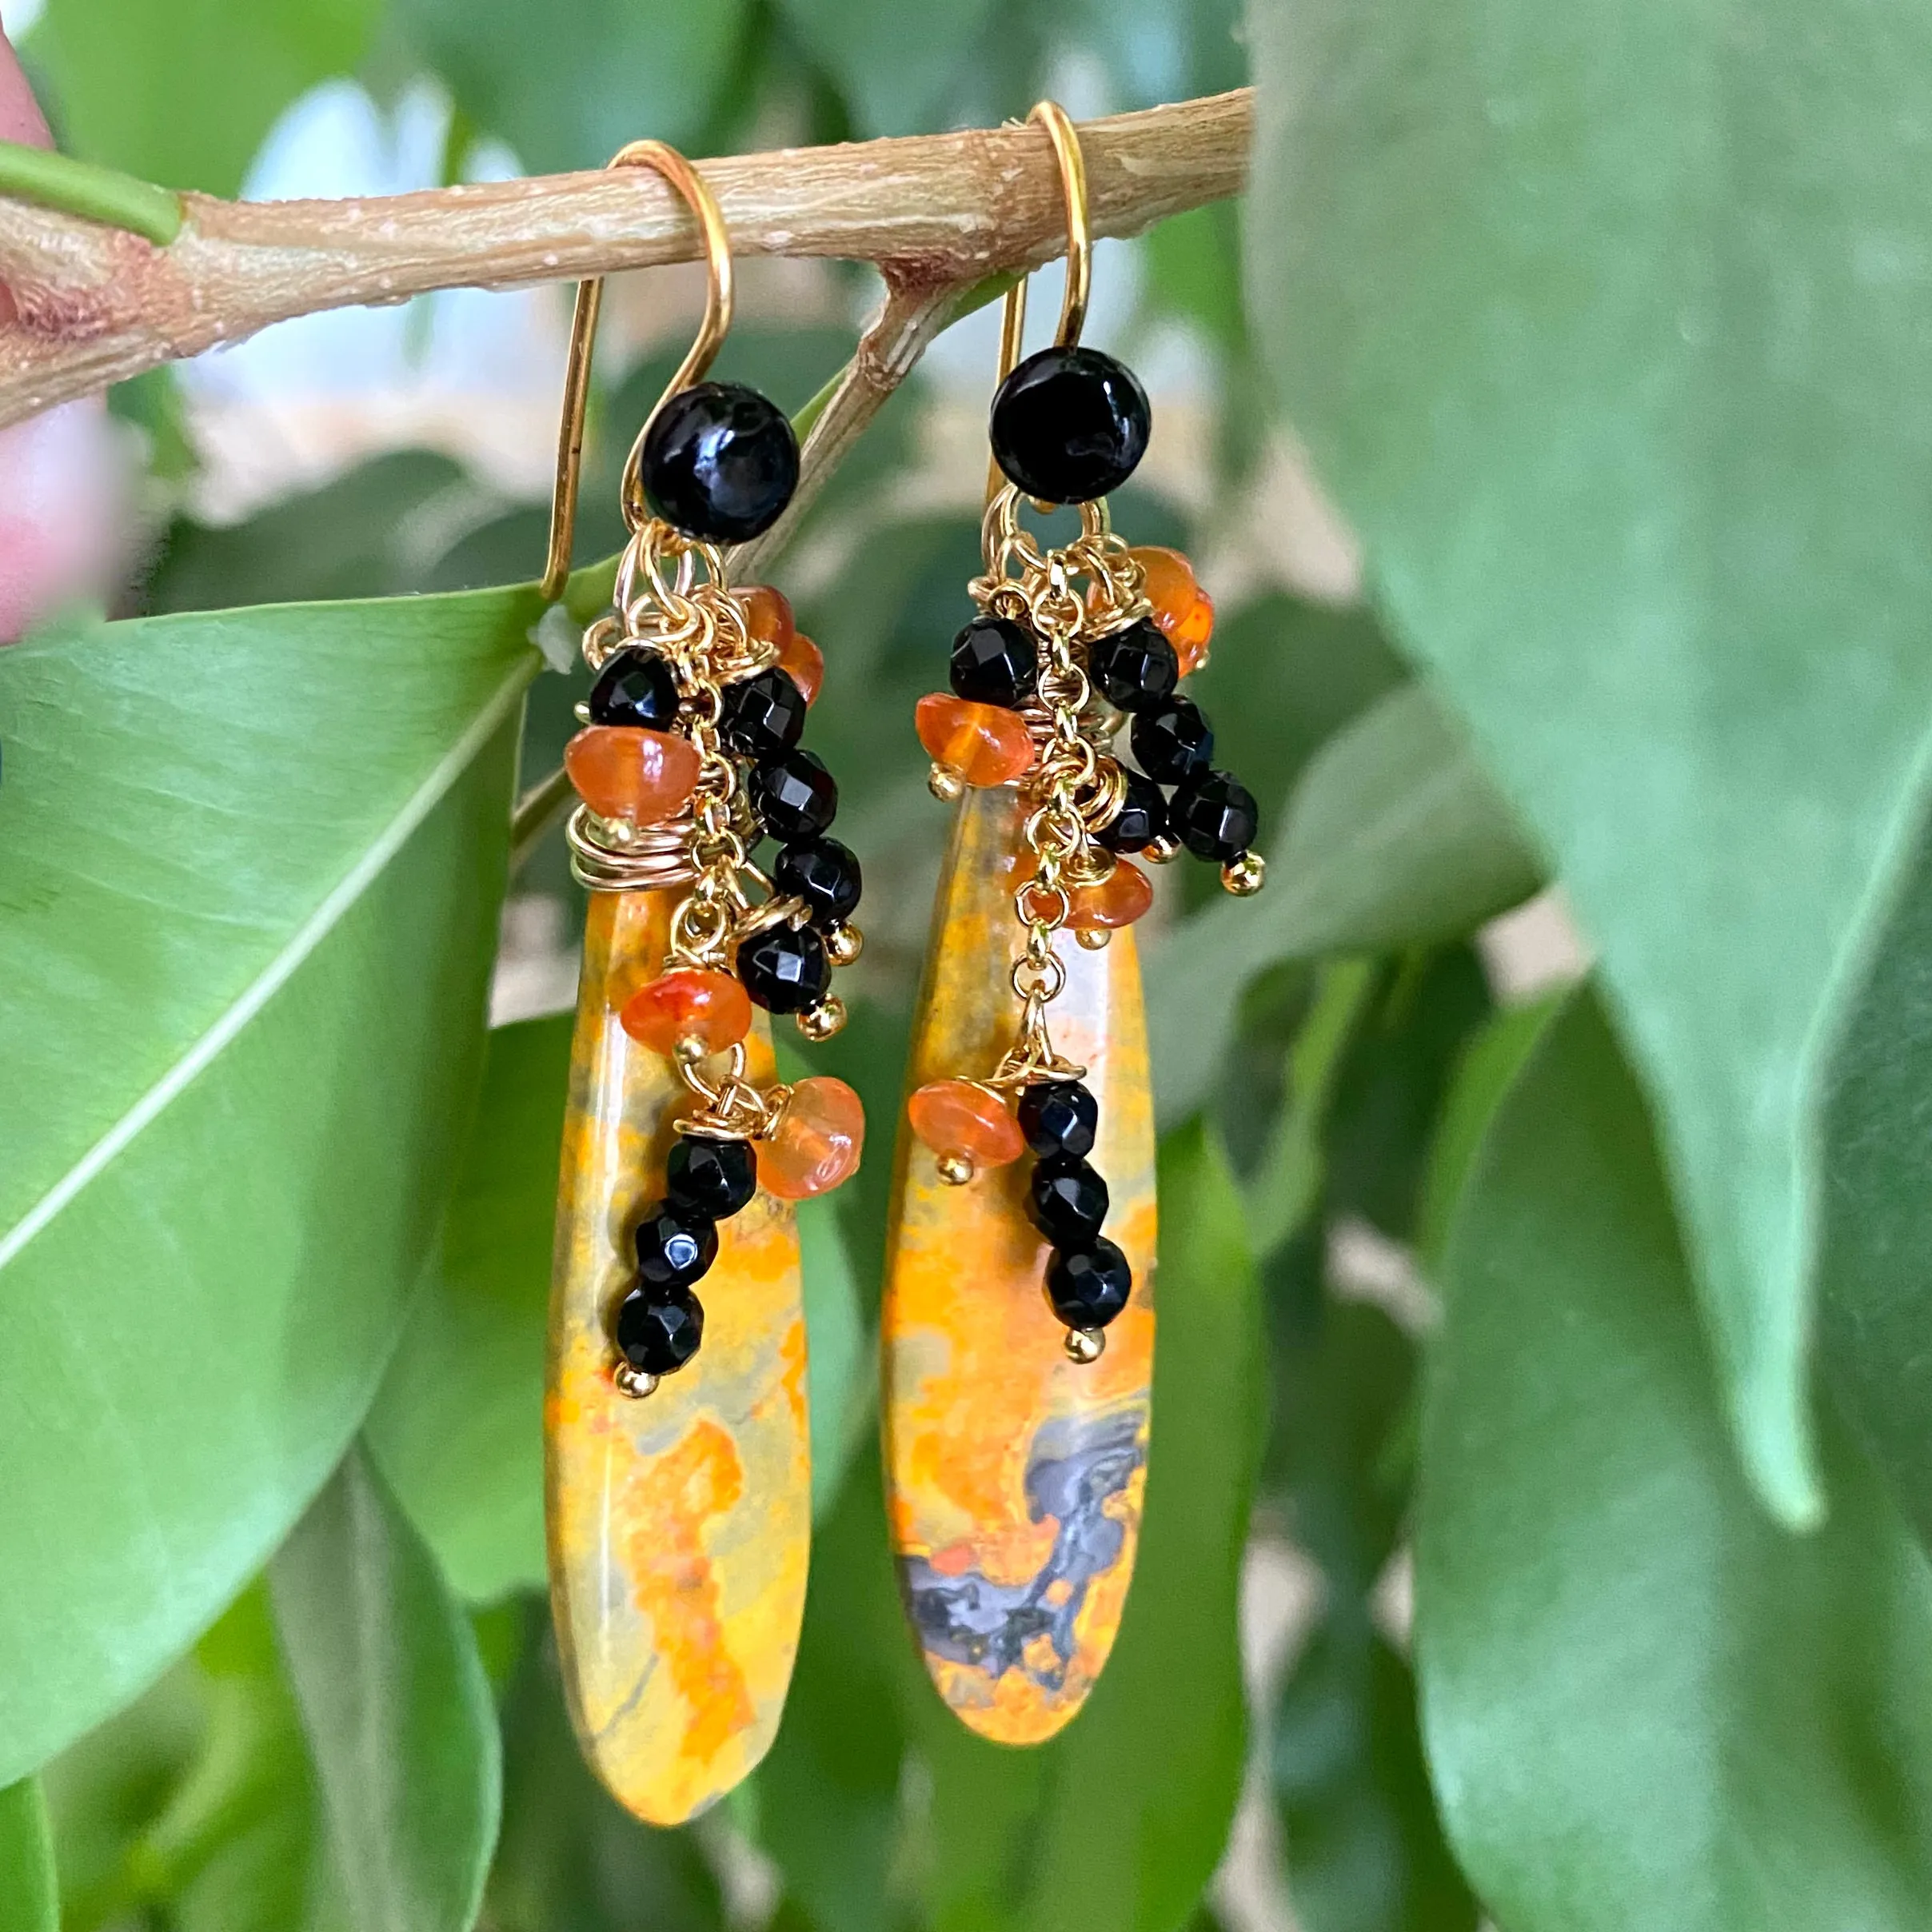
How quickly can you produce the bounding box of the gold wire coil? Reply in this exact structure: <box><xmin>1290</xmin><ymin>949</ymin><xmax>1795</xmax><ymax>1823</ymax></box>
<box><xmin>565</xmin><ymin>806</ymin><xmax>701</xmax><ymax>892</ymax></box>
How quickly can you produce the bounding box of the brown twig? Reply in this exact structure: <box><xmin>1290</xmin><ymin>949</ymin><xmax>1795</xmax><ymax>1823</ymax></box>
<box><xmin>0</xmin><ymin>90</ymin><xmax>1251</xmax><ymax>430</ymax></box>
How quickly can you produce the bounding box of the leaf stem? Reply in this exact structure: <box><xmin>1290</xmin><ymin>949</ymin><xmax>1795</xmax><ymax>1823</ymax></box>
<box><xmin>0</xmin><ymin>140</ymin><xmax>182</xmax><ymax>245</ymax></box>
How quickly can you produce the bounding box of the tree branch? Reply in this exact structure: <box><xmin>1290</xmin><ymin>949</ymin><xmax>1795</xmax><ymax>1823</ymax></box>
<box><xmin>0</xmin><ymin>90</ymin><xmax>1250</xmax><ymax>430</ymax></box>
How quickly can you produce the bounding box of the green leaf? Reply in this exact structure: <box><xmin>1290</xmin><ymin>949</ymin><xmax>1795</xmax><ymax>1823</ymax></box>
<box><xmin>797</xmin><ymin>1197</ymin><xmax>869</xmax><ymax>1519</ymax></box>
<box><xmin>367</xmin><ymin>1014</ymin><xmax>573</xmax><ymax>1604</ymax></box>
<box><xmin>31</xmin><ymin>0</ymin><xmax>378</xmax><ymax>196</ymax></box>
<box><xmin>1418</xmin><ymin>994</ymin><xmax>1932</xmax><ymax>1930</ymax></box>
<box><xmin>1275</xmin><ymin>1630</ymin><xmax>1476</xmax><ymax>1932</ymax></box>
<box><xmin>148</xmin><ymin>453</ymin><xmax>473</xmax><ymax>615</ymax></box>
<box><xmin>1265</xmin><ymin>1256</ymin><xmax>1475</xmax><ymax>1932</ymax></box>
<box><xmin>396</xmin><ymin>0</ymin><xmax>751</xmax><ymax>174</ymax></box>
<box><xmin>490</xmin><ymin>1606</ymin><xmax>727</xmax><ymax>1932</ymax></box>
<box><xmin>1816</xmin><ymin>784</ymin><xmax>1932</xmax><ymax>1557</ymax></box>
<box><xmin>776</xmin><ymin>0</ymin><xmax>1000</xmax><ymax>136</ymax></box>
<box><xmin>1150</xmin><ymin>685</ymin><xmax>1541</xmax><ymax>1126</ymax></box>
<box><xmin>0</xmin><ymin>1779</ymin><xmax>58</xmax><ymax>1932</ymax></box>
<box><xmin>270</xmin><ymin>1449</ymin><xmax>501</xmax><ymax>1932</ymax></box>
<box><xmin>0</xmin><ymin>589</ymin><xmax>536</xmax><ymax>1782</ymax></box>
<box><xmin>1247</xmin><ymin>0</ymin><xmax>1932</xmax><ymax>1524</ymax></box>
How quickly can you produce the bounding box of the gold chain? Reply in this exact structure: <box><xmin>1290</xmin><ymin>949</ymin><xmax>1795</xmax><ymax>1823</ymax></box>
<box><xmin>973</xmin><ymin>485</ymin><xmax>1148</xmax><ymax>1089</ymax></box>
<box><xmin>570</xmin><ymin>517</ymin><xmax>795</xmax><ymax>1138</ymax></box>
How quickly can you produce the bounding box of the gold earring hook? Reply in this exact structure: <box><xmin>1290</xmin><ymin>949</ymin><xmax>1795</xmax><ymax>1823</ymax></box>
<box><xmin>542</xmin><ymin>140</ymin><xmax>735</xmax><ymax>603</ymax></box>
<box><xmin>986</xmin><ymin>100</ymin><xmax>1092</xmax><ymax>503</ymax></box>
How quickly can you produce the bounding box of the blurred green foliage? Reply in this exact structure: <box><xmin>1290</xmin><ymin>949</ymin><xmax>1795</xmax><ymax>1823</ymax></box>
<box><xmin>9</xmin><ymin>0</ymin><xmax>1932</xmax><ymax>1929</ymax></box>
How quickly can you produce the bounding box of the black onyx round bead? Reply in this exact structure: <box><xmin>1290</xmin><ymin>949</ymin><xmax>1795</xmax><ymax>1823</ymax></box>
<box><xmin>633</xmin><ymin>1201</ymin><xmax>718</xmax><ymax>1291</ymax></box>
<box><xmin>737</xmin><ymin>921</ymin><xmax>831</xmax><ymax>1014</ymax></box>
<box><xmin>989</xmin><ymin>345</ymin><xmax>1152</xmax><ymax>505</ymax></box>
<box><xmin>589</xmin><ymin>647</ymin><xmax>680</xmax><ymax>730</ymax></box>
<box><xmin>1045</xmin><ymin>1238</ymin><xmax>1134</xmax><ymax>1331</ymax></box>
<box><xmin>773</xmin><ymin>836</ymin><xmax>862</xmax><ymax>927</ymax></box>
<box><xmin>949</xmin><ymin>615</ymin><xmax>1039</xmax><ymax>709</ymax></box>
<box><xmin>1017</xmin><ymin>1079</ymin><xmax>1098</xmax><ymax>1161</ymax></box>
<box><xmin>1029</xmin><ymin>1156</ymin><xmax>1111</xmax><ymax>1247</ymax></box>
<box><xmin>1131</xmin><ymin>695</ymin><xmax>1215</xmax><ymax>784</ymax></box>
<box><xmin>748</xmin><ymin>749</ymin><xmax>838</xmax><ymax>842</ymax></box>
<box><xmin>665</xmin><ymin>1135</ymin><xmax>757</xmax><ymax>1220</ymax></box>
<box><xmin>719</xmin><ymin>667</ymin><xmax>808</xmax><ymax>761</ymax></box>
<box><xmin>1098</xmin><ymin>768</ymin><xmax>1169</xmax><ymax>856</ymax></box>
<box><xmin>638</xmin><ymin>381</ymin><xmax>800</xmax><ymax>543</ymax></box>
<box><xmin>615</xmin><ymin>1285</ymin><xmax>704</xmax><ymax>1375</ymax></box>
<box><xmin>1087</xmin><ymin>619</ymin><xmax>1178</xmax><ymax>714</ymax></box>
<box><xmin>1170</xmin><ymin>768</ymin><xmax>1260</xmax><ymax>864</ymax></box>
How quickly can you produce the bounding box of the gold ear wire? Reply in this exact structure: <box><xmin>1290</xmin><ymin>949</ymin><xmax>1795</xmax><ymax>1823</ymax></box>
<box><xmin>986</xmin><ymin>100</ymin><xmax>1092</xmax><ymax>504</ymax></box>
<box><xmin>543</xmin><ymin>141</ymin><xmax>736</xmax><ymax>603</ymax></box>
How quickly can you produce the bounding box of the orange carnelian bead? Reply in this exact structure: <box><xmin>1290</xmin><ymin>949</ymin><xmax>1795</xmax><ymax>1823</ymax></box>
<box><xmin>1169</xmin><ymin>585</ymin><xmax>1215</xmax><ymax>674</ymax></box>
<box><xmin>778</xmin><ymin>631</ymin><xmax>824</xmax><ymax>705</ymax></box>
<box><xmin>741</xmin><ymin>584</ymin><xmax>796</xmax><ymax>650</ymax></box>
<box><xmin>915</xmin><ymin>693</ymin><xmax>1036</xmax><ymax>788</ymax></box>
<box><xmin>759</xmin><ymin>1076</ymin><xmax>865</xmax><ymax>1200</ymax></box>
<box><xmin>619</xmin><ymin>968</ymin><xmax>753</xmax><ymax>1057</ymax></box>
<box><xmin>564</xmin><ymin>725</ymin><xmax>701</xmax><ymax>824</ymax></box>
<box><xmin>908</xmin><ymin>1080</ymin><xmax>1026</xmax><ymax>1168</ymax></box>
<box><xmin>1131</xmin><ymin>545</ymin><xmax>1215</xmax><ymax>673</ymax></box>
<box><xmin>1069</xmin><ymin>857</ymin><xmax>1154</xmax><ymax>929</ymax></box>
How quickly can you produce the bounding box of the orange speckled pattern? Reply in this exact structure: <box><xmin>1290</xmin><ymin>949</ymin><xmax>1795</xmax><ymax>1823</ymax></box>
<box><xmin>881</xmin><ymin>785</ymin><xmax>1156</xmax><ymax>1744</ymax></box>
<box><xmin>546</xmin><ymin>890</ymin><xmax>809</xmax><ymax>1825</ymax></box>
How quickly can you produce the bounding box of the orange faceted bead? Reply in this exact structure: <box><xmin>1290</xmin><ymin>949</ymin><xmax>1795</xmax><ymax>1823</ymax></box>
<box><xmin>1069</xmin><ymin>857</ymin><xmax>1154</xmax><ymax>929</ymax></box>
<box><xmin>564</xmin><ymin>725</ymin><xmax>701</xmax><ymax>825</ymax></box>
<box><xmin>619</xmin><ymin>968</ymin><xmax>753</xmax><ymax>1058</ymax></box>
<box><xmin>759</xmin><ymin>1076</ymin><xmax>865</xmax><ymax>1200</ymax></box>
<box><xmin>908</xmin><ymin>1080</ymin><xmax>1026</xmax><ymax>1168</ymax></box>
<box><xmin>915</xmin><ymin>693</ymin><xmax>1036</xmax><ymax>788</ymax></box>
<box><xmin>1130</xmin><ymin>545</ymin><xmax>1215</xmax><ymax>673</ymax></box>
<box><xmin>741</xmin><ymin>584</ymin><xmax>796</xmax><ymax>651</ymax></box>
<box><xmin>778</xmin><ymin>631</ymin><xmax>824</xmax><ymax>705</ymax></box>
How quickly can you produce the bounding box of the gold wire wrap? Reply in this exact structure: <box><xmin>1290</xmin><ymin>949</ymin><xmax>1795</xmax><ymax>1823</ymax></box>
<box><xmin>542</xmin><ymin>142</ymin><xmax>735</xmax><ymax>604</ymax></box>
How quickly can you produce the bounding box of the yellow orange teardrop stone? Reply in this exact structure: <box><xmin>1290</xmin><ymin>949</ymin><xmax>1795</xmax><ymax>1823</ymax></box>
<box><xmin>548</xmin><ymin>890</ymin><xmax>808</xmax><ymax>1824</ymax></box>
<box><xmin>881</xmin><ymin>784</ymin><xmax>1156</xmax><ymax>1744</ymax></box>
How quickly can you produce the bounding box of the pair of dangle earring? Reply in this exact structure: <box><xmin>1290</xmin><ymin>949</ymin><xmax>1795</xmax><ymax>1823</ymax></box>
<box><xmin>882</xmin><ymin>102</ymin><xmax>1265</xmax><ymax>1745</ymax></box>
<box><xmin>541</xmin><ymin>142</ymin><xmax>864</xmax><ymax>1827</ymax></box>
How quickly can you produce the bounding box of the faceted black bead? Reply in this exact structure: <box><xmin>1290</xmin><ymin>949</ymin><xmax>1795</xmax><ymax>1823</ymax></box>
<box><xmin>638</xmin><ymin>381</ymin><xmax>800</xmax><ymax>543</ymax></box>
<box><xmin>632</xmin><ymin>1200</ymin><xmax>718</xmax><ymax>1291</ymax></box>
<box><xmin>949</xmin><ymin>615</ymin><xmax>1039</xmax><ymax>709</ymax></box>
<box><xmin>1170</xmin><ymin>768</ymin><xmax>1260</xmax><ymax>864</ymax></box>
<box><xmin>1017</xmin><ymin>1079</ymin><xmax>1098</xmax><ymax>1161</ymax></box>
<box><xmin>1028</xmin><ymin>1156</ymin><xmax>1110</xmax><ymax>1247</ymax></box>
<box><xmin>615</xmin><ymin>1284</ymin><xmax>704</xmax><ymax>1375</ymax></box>
<box><xmin>719</xmin><ymin>667</ymin><xmax>808</xmax><ymax>760</ymax></box>
<box><xmin>665</xmin><ymin>1135</ymin><xmax>758</xmax><ymax>1220</ymax></box>
<box><xmin>989</xmin><ymin>345</ymin><xmax>1152</xmax><ymax>505</ymax></box>
<box><xmin>736</xmin><ymin>920</ymin><xmax>831</xmax><ymax>1014</ymax></box>
<box><xmin>589</xmin><ymin>646</ymin><xmax>680</xmax><ymax>730</ymax></box>
<box><xmin>1086</xmin><ymin>619</ymin><xmax>1178</xmax><ymax>714</ymax></box>
<box><xmin>1044</xmin><ymin>1238</ymin><xmax>1134</xmax><ymax>1331</ymax></box>
<box><xmin>773</xmin><ymin>836</ymin><xmax>863</xmax><ymax>927</ymax></box>
<box><xmin>748</xmin><ymin>748</ymin><xmax>838</xmax><ymax>842</ymax></box>
<box><xmin>1097</xmin><ymin>767</ymin><xmax>1169</xmax><ymax>856</ymax></box>
<box><xmin>1130</xmin><ymin>695</ymin><xmax>1215</xmax><ymax>784</ymax></box>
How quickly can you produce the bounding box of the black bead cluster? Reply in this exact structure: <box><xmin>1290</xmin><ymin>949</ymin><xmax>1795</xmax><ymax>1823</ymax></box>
<box><xmin>614</xmin><ymin>1135</ymin><xmax>758</xmax><ymax>1379</ymax></box>
<box><xmin>1018</xmin><ymin>1079</ymin><xmax>1134</xmax><ymax>1335</ymax></box>
<box><xmin>1083</xmin><ymin>624</ymin><xmax>1259</xmax><ymax>872</ymax></box>
<box><xmin>664</xmin><ymin>654</ymin><xmax>856</xmax><ymax>1020</ymax></box>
